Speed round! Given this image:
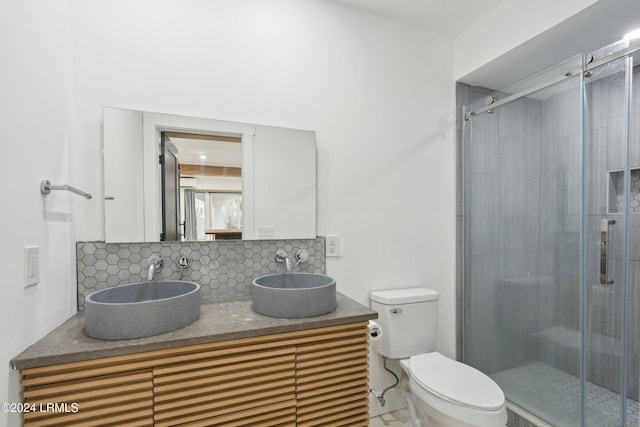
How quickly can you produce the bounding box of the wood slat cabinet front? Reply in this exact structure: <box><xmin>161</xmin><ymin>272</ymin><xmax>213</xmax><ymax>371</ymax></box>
<box><xmin>20</xmin><ymin>322</ymin><xmax>369</xmax><ymax>427</ymax></box>
<box><xmin>22</xmin><ymin>370</ymin><xmax>154</xmax><ymax>426</ymax></box>
<box><xmin>152</xmin><ymin>347</ymin><xmax>297</xmax><ymax>426</ymax></box>
<box><xmin>296</xmin><ymin>337</ymin><xmax>370</xmax><ymax>427</ymax></box>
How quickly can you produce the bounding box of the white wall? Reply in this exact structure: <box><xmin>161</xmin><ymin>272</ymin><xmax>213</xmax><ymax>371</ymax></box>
<box><xmin>69</xmin><ymin>0</ymin><xmax>456</xmax><ymax>346</ymax></box>
<box><xmin>68</xmin><ymin>0</ymin><xmax>456</xmax><ymax>416</ymax></box>
<box><xmin>454</xmin><ymin>0</ymin><xmax>598</xmax><ymax>82</ymax></box>
<box><xmin>0</xmin><ymin>1</ymin><xmax>78</xmax><ymax>425</ymax></box>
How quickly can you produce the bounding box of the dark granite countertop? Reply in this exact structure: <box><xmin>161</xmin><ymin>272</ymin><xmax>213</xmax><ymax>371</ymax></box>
<box><xmin>11</xmin><ymin>292</ymin><xmax>377</xmax><ymax>370</ymax></box>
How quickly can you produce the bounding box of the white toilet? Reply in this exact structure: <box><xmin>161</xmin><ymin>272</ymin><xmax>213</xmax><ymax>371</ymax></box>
<box><xmin>370</xmin><ymin>288</ymin><xmax>507</xmax><ymax>427</ymax></box>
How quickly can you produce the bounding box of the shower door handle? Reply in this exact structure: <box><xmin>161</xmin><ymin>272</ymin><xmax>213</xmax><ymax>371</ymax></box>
<box><xmin>600</xmin><ymin>219</ymin><xmax>616</xmax><ymax>285</ymax></box>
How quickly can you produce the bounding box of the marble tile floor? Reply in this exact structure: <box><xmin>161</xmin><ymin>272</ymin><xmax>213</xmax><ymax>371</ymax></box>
<box><xmin>492</xmin><ymin>361</ymin><xmax>639</xmax><ymax>427</ymax></box>
<box><xmin>369</xmin><ymin>408</ymin><xmax>410</xmax><ymax>426</ymax></box>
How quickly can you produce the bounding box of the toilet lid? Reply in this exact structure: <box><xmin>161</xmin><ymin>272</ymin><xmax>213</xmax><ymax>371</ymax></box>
<box><xmin>408</xmin><ymin>353</ymin><xmax>504</xmax><ymax>411</ymax></box>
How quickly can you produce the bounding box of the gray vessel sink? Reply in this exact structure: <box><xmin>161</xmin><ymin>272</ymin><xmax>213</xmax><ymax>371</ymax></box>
<box><xmin>85</xmin><ymin>281</ymin><xmax>201</xmax><ymax>340</ymax></box>
<box><xmin>252</xmin><ymin>273</ymin><xmax>336</xmax><ymax>318</ymax></box>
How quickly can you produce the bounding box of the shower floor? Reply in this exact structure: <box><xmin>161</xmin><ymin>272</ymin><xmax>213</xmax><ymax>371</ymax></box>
<box><xmin>491</xmin><ymin>362</ymin><xmax>639</xmax><ymax>426</ymax></box>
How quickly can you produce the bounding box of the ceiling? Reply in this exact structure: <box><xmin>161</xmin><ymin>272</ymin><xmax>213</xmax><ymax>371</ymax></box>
<box><xmin>331</xmin><ymin>0</ymin><xmax>504</xmax><ymax>36</ymax></box>
<box><xmin>169</xmin><ymin>136</ymin><xmax>242</xmax><ymax>168</ymax></box>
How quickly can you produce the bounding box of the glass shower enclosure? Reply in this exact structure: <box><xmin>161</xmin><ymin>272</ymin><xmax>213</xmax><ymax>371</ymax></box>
<box><xmin>462</xmin><ymin>39</ymin><xmax>640</xmax><ymax>426</ymax></box>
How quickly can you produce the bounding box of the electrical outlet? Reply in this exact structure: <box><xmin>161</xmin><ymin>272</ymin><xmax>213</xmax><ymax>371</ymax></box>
<box><xmin>24</xmin><ymin>246</ymin><xmax>39</xmax><ymax>287</ymax></box>
<box><xmin>326</xmin><ymin>235</ymin><xmax>339</xmax><ymax>257</ymax></box>
<box><xmin>257</xmin><ymin>226</ymin><xmax>275</xmax><ymax>239</ymax></box>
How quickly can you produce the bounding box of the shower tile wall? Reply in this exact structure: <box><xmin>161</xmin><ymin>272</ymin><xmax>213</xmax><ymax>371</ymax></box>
<box><xmin>456</xmin><ymin>83</ymin><xmax>494</xmax><ymax>362</ymax></box>
<box><xmin>458</xmin><ymin>83</ymin><xmax>557</xmax><ymax>427</ymax></box>
<box><xmin>460</xmin><ymin>85</ymin><xmax>552</xmax><ymax>376</ymax></box>
<box><xmin>76</xmin><ymin>237</ymin><xmax>325</xmax><ymax>310</ymax></box>
<box><xmin>540</xmin><ymin>86</ymin><xmax>582</xmax><ymax>360</ymax></box>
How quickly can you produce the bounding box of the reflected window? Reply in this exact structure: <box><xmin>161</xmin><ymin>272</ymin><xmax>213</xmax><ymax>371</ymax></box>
<box><xmin>188</xmin><ymin>191</ymin><xmax>242</xmax><ymax>240</ymax></box>
<box><xmin>194</xmin><ymin>192</ymin><xmax>206</xmax><ymax>240</ymax></box>
<box><xmin>209</xmin><ymin>193</ymin><xmax>243</xmax><ymax>231</ymax></box>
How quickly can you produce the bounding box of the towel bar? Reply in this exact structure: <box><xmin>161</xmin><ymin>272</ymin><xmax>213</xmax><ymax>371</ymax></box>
<box><xmin>40</xmin><ymin>180</ymin><xmax>92</xmax><ymax>199</ymax></box>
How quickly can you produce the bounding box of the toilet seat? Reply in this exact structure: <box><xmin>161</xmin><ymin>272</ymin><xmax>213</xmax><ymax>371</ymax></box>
<box><xmin>405</xmin><ymin>352</ymin><xmax>504</xmax><ymax>411</ymax></box>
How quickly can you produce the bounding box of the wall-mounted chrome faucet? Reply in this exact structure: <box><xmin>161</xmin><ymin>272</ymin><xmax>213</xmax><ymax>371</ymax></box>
<box><xmin>275</xmin><ymin>250</ymin><xmax>291</xmax><ymax>272</ymax></box>
<box><xmin>275</xmin><ymin>249</ymin><xmax>309</xmax><ymax>272</ymax></box>
<box><xmin>147</xmin><ymin>255</ymin><xmax>164</xmax><ymax>281</ymax></box>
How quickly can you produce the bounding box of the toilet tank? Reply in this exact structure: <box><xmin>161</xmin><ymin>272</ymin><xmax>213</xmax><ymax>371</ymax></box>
<box><xmin>370</xmin><ymin>288</ymin><xmax>439</xmax><ymax>359</ymax></box>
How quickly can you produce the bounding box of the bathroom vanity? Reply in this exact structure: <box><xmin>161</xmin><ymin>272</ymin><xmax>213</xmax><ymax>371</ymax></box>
<box><xmin>12</xmin><ymin>294</ymin><xmax>377</xmax><ymax>426</ymax></box>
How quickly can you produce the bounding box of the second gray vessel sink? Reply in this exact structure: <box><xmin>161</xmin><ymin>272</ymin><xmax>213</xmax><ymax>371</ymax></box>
<box><xmin>85</xmin><ymin>280</ymin><xmax>201</xmax><ymax>340</ymax></box>
<box><xmin>252</xmin><ymin>273</ymin><xmax>336</xmax><ymax>318</ymax></box>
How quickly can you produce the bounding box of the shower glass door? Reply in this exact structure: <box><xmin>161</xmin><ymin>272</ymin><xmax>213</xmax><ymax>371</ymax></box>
<box><xmin>462</xmin><ymin>39</ymin><xmax>639</xmax><ymax>426</ymax></box>
<box><xmin>582</xmin><ymin>40</ymin><xmax>635</xmax><ymax>426</ymax></box>
<box><xmin>463</xmin><ymin>55</ymin><xmax>585</xmax><ymax>426</ymax></box>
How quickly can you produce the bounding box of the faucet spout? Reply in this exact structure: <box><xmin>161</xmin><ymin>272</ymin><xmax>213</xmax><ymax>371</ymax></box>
<box><xmin>275</xmin><ymin>250</ymin><xmax>291</xmax><ymax>272</ymax></box>
<box><xmin>147</xmin><ymin>264</ymin><xmax>155</xmax><ymax>281</ymax></box>
<box><xmin>147</xmin><ymin>255</ymin><xmax>164</xmax><ymax>281</ymax></box>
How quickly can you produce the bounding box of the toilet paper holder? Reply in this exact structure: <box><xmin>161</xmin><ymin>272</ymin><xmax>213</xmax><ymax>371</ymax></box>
<box><xmin>368</xmin><ymin>320</ymin><xmax>382</xmax><ymax>341</ymax></box>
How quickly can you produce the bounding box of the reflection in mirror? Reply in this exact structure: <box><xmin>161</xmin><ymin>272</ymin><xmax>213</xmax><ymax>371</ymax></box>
<box><xmin>170</xmin><ymin>132</ymin><xmax>243</xmax><ymax>241</ymax></box>
<box><xmin>103</xmin><ymin>107</ymin><xmax>316</xmax><ymax>243</ymax></box>
<box><xmin>160</xmin><ymin>133</ymin><xmax>180</xmax><ymax>241</ymax></box>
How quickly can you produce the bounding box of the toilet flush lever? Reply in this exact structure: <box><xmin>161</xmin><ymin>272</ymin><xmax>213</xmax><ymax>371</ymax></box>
<box><xmin>390</xmin><ymin>308</ymin><xmax>402</xmax><ymax>314</ymax></box>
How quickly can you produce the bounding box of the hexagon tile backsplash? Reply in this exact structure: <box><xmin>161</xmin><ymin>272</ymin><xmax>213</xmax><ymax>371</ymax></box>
<box><xmin>76</xmin><ymin>237</ymin><xmax>325</xmax><ymax>310</ymax></box>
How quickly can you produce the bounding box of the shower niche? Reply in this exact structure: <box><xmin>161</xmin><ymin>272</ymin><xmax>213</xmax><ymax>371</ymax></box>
<box><xmin>608</xmin><ymin>168</ymin><xmax>640</xmax><ymax>214</ymax></box>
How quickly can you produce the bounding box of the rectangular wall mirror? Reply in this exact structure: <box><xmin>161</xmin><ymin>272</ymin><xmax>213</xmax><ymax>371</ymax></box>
<box><xmin>103</xmin><ymin>107</ymin><xmax>316</xmax><ymax>242</ymax></box>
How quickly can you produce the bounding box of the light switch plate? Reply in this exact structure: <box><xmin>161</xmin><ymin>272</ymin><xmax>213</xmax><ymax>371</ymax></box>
<box><xmin>24</xmin><ymin>246</ymin><xmax>39</xmax><ymax>287</ymax></box>
<box><xmin>326</xmin><ymin>235</ymin><xmax>339</xmax><ymax>257</ymax></box>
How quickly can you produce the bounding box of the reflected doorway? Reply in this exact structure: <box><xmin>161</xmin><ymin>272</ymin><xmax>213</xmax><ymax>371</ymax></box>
<box><xmin>162</xmin><ymin>131</ymin><xmax>242</xmax><ymax>241</ymax></box>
